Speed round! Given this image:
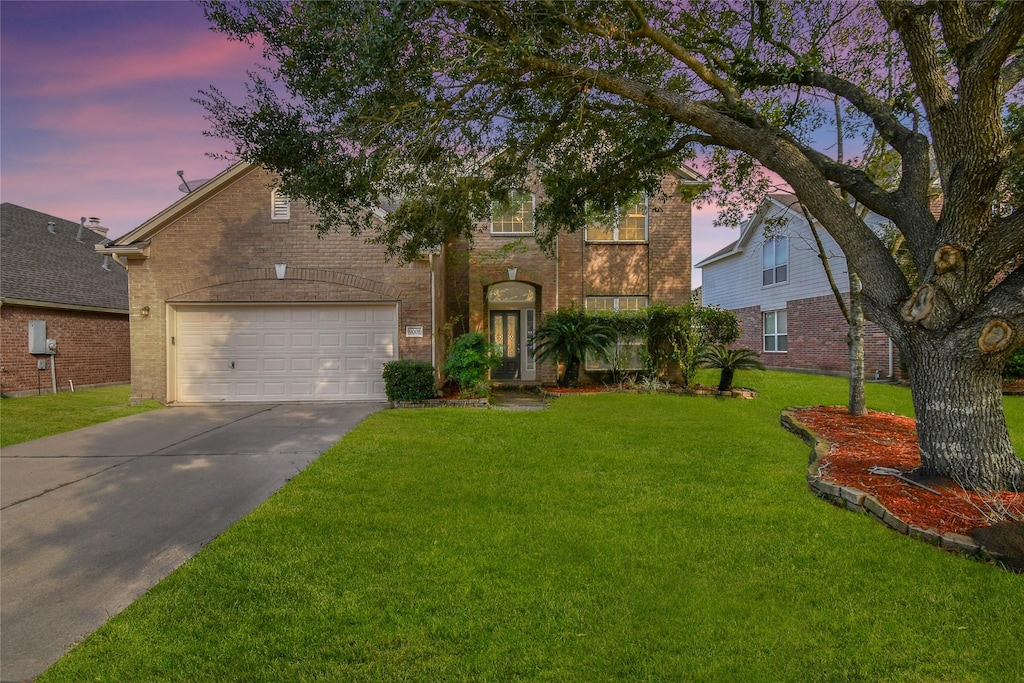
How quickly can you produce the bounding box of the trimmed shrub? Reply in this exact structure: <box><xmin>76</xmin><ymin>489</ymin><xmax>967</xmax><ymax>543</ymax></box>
<box><xmin>442</xmin><ymin>332</ymin><xmax>501</xmax><ymax>397</ymax></box>
<box><xmin>1006</xmin><ymin>347</ymin><xmax>1024</xmax><ymax>379</ymax></box>
<box><xmin>381</xmin><ymin>360</ymin><xmax>437</xmax><ymax>402</ymax></box>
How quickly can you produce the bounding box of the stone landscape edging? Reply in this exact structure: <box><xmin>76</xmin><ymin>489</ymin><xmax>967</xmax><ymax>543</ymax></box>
<box><xmin>391</xmin><ymin>397</ymin><xmax>489</xmax><ymax>409</ymax></box>
<box><xmin>780</xmin><ymin>408</ymin><xmax>1010</xmax><ymax>565</ymax></box>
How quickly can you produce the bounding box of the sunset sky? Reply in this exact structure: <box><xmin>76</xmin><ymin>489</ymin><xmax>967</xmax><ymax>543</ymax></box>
<box><xmin>0</xmin><ymin>0</ymin><xmax>738</xmax><ymax>285</ymax></box>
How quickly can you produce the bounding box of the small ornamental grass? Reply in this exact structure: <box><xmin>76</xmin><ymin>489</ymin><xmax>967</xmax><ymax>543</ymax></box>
<box><xmin>37</xmin><ymin>372</ymin><xmax>1024</xmax><ymax>682</ymax></box>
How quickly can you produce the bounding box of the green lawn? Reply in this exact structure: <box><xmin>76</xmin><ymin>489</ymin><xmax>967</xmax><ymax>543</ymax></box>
<box><xmin>0</xmin><ymin>385</ymin><xmax>161</xmax><ymax>447</ymax></box>
<box><xmin>38</xmin><ymin>372</ymin><xmax>1024</xmax><ymax>682</ymax></box>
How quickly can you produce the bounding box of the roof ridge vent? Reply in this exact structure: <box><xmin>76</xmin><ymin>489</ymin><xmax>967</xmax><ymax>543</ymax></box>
<box><xmin>47</xmin><ymin>221</ymin><xmax>56</xmax><ymax>234</ymax></box>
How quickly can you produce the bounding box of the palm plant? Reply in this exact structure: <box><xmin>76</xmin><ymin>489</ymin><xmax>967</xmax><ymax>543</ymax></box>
<box><xmin>532</xmin><ymin>309</ymin><xmax>616</xmax><ymax>387</ymax></box>
<box><xmin>699</xmin><ymin>344</ymin><xmax>764</xmax><ymax>392</ymax></box>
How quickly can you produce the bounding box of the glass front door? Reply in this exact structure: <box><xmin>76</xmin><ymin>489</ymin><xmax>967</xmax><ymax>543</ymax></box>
<box><xmin>490</xmin><ymin>310</ymin><xmax>520</xmax><ymax>380</ymax></box>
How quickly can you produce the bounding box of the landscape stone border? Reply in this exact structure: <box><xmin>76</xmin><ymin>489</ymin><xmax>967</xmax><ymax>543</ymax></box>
<box><xmin>391</xmin><ymin>397</ymin><xmax>488</xmax><ymax>409</ymax></box>
<box><xmin>780</xmin><ymin>408</ymin><xmax>1011</xmax><ymax>565</ymax></box>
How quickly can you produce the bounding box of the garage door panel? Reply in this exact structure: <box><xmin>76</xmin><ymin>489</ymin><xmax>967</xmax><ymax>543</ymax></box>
<box><xmin>175</xmin><ymin>304</ymin><xmax>396</xmax><ymax>402</ymax></box>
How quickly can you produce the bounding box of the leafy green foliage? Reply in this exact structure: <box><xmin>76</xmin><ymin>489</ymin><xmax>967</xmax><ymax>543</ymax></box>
<box><xmin>635</xmin><ymin>302</ymin><xmax>740</xmax><ymax>386</ymax></box>
<box><xmin>532</xmin><ymin>306</ymin><xmax>616</xmax><ymax>387</ymax></box>
<box><xmin>442</xmin><ymin>332</ymin><xmax>501</xmax><ymax>397</ymax></box>
<box><xmin>381</xmin><ymin>360</ymin><xmax>436</xmax><ymax>402</ymax></box>
<box><xmin>699</xmin><ymin>345</ymin><xmax>766</xmax><ymax>392</ymax></box>
<box><xmin>1005</xmin><ymin>347</ymin><xmax>1024</xmax><ymax>380</ymax></box>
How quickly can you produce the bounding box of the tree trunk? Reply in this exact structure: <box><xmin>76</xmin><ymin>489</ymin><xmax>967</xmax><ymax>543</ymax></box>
<box><xmin>718</xmin><ymin>368</ymin><xmax>735</xmax><ymax>393</ymax></box>
<box><xmin>904</xmin><ymin>341</ymin><xmax>1024</xmax><ymax>491</ymax></box>
<box><xmin>847</xmin><ymin>273</ymin><xmax>867</xmax><ymax>416</ymax></box>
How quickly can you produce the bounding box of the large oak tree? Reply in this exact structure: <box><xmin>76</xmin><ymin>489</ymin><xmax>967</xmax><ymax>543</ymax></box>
<box><xmin>199</xmin><ymin>0</ymin><xmax>1024</xmax><ymax>489</ymax></box>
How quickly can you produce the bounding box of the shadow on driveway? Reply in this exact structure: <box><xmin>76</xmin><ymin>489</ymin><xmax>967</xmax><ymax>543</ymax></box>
<box><xmin>0</xmin><ymin>402</ymin><xmax>383</xmax><ymax>682</ymax></box>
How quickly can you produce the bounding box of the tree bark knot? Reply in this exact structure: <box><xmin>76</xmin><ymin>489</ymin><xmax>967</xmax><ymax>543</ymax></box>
<box><xmin>978</xmin><ymin>319</ymin><xmax>1014</xmax><ymax>353</ymax></box>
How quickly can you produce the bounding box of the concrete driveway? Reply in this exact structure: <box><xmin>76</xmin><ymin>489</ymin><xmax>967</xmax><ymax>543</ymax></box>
<box><xmin>0</xmin><ymin>402</ymin><xmax>383</xmax><ymax>683</ymax></box>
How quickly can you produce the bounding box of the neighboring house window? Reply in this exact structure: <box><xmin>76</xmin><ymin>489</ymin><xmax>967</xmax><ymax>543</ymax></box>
<box><xmin>584</xmin><ymin>296</ymin><xmax>647</xmax><ymax>371</ymax></box>
<box><xmin>491</xmin><ymin>192</ymin><xmax>534</xmax><ymax>234</ymax></box>
<box><xmin>271</xmin><ymin>188</ymin><xmax>291</xmax><ymax>221</ymax></box>
<box><xmin>586</xmin><ymin>195</ymin><xmax>648</xmax><ymax>243</ymax></box>
<box><xmin>585</xmin><ymin>295</ymin><xmax>648</xmax><ymax>312</ymax></box>
<box><xmin>764</xmin><ymin>309</ymin><xmax>788</xmax><ymax>352</ymax></box>
<box><xmin>762</xmin><ymin>236</ymin><xmax>788</xmax><ymax>286</ymax></box>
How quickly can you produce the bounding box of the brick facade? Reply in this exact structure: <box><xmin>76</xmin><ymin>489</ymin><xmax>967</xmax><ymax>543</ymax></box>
<box><xmin>114</xmin><ymin>163</ymin><xmax>695</xmax><ymax>400</ymax></box>
<box><xmin>0</xmin><ymin>304</ymin><xmax>130</xmax><ymax>395</ymax></box>
<box><xmin>462</xmin><ymin>172</ymin><xmax>693</xmax><ymax>385</ymax></box>
<box><xmin>121</xmin><ymin>165</ymin><xmax>440</xmax><ymax>403</ymax></box>
<box><xmin>734</xmin><ymin>294</ymin><xmax>899</xmax><ymax>378</ymax></box>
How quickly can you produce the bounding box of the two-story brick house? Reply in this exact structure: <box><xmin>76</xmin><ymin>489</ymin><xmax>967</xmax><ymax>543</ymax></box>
<box><xmin>696</xmin><ymin>194</ymin><xmax>898</xmax><ymax>378</ymax></box>
<box><xmin>100</xmin><ymin>162</ymin><xmax>700</xmax><ymax>403</ymax></box>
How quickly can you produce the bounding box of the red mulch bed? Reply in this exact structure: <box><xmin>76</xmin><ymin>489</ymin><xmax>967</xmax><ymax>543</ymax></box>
<box><xmin>792</xmin><ymin>406</ymin><xmax>1023</xmax><ymax>537</ymax></box>
<box><xmin>542</xmin><ymin>386</ymin><xmax>604</xmax><ymax>394</ymax></box>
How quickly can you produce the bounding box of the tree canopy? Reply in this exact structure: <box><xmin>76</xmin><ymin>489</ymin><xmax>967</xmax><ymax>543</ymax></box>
<box><xmin>199</xmin><ymin>0</ymin><xmax>1024</xmax><ymax>489</ymax></box>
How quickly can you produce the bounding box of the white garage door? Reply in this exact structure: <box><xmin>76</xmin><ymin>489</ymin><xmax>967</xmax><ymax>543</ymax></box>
<box><xmin>174</xmin><ymin>304</ymin><xmax>397</xmax><ymax>402</ymax></box>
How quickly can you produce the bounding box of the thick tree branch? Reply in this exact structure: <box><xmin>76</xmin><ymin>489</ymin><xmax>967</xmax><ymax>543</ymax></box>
<box><xmin>877</xmin><ymin>1</ymin><xmax>955</xmax><ymax>126</ymax></box>
<box><xmin>964</xmin><ymin>0</ymin><xmax>1024</xmax><ymax>84</ymax></box>
<box><xmin>623</xmin><ymin>0</ymin><xmax>741</xmax><ymax>110</ymax></box>
<box><xmin>978</xmin><ymin>264</ymin><xmax>1024</xmax><ymax>334</ymax></box>
<box><xmin>518</xmin><ymin>52</ymin><xmax>909</xmax><ymax>308</ymax></box>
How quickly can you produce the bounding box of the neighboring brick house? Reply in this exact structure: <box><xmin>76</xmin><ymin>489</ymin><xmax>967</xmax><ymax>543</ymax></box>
<box><xmin>696</xmin><ymin>194</ymin><xmax>899</xmax><ymax>379</ymax></box>
<box><xmin>100</xmin><ymin>162</ymin><xmax>699</xmax><ymax>403</ymax></box>
<box><xmin>0</xmin><ymin>203</ymin><xmax>130</xmax><ymax>395</ymax></box>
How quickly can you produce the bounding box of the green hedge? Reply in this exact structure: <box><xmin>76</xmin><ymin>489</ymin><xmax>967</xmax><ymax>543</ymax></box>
<box><xmin>381</xmin><ymin>360</ymin><xmax>437</xmax><ymax>401</ymax></box>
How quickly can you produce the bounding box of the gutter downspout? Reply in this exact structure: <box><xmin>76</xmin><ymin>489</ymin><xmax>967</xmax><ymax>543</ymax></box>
<box><xmin>429</xmin><ymin>252</ymin><xmax>437</xmax><ymax>379</ymax></box>
<box><xmin>555</xmin><ymin>234</ymin><xmax>559</xmax><ymax>309</ymax></box>
<box><xmin>888</xmin><ymin>337</ymin><xmax>894</xmax><ymax>379</ymax></box>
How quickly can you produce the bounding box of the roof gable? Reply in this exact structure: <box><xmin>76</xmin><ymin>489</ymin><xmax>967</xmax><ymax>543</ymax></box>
<box><xmin>0</xmin><ymin>203</ymin><xmax>128</xmax><ymax>311</ymax></box>
<box><xmin>695</xmin><ymin>194</ymin><xmax>805</xmax><ymax>268</ymax></box>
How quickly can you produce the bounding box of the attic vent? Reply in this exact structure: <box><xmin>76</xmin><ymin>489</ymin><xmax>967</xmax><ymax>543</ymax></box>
<box><xmin>271</xmin><ymin>188</ymin><xmax>291</xmax><ymax>221</ymax></box>
<box><xmin>47</xmin><ymin>221</ymin><xmax>56</xmax><ymax>234</ymax></box>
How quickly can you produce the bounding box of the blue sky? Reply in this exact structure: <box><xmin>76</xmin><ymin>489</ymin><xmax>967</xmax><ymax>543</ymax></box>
<box><xmin>0</xmin><ymin>0</ymin><xmax>737</xmax><ymax>285</ymax></box>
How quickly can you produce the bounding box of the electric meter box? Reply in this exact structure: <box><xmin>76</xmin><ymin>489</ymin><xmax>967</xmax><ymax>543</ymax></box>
<box><xmin>28</xmin><ymin>320</ymin><xmax>48</xmax><ymax>354</ymax></box>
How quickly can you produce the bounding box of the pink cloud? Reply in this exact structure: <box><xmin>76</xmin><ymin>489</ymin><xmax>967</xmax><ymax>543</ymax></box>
<box><xmin>7</xmin><ymin>30</ymin><xmax>261</xmax><ymax>99</ymax></box>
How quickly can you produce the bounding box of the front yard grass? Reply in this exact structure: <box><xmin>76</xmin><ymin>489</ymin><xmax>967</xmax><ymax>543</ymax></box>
<box><xmin>0</xmin><ymin>385</ymin><xmax>161</xmax><ymax>447</ymax></box>
<box><xmin>39</xmin><ymin>372</ymin><xmax>1024</xmax><ymax>681</ymax></box>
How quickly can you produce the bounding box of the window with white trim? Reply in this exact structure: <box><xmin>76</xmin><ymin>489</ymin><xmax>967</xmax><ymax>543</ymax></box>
<box><xmin>586</xmin><ymin>339</ymin><xmax>644</xmax><ymax>372</ymax></box>
<box><xmin>763</xmin><ymin>309</ymin><xmax>788</xmax><ymax>352</ymax></box>
<box><xmin>762</xmin><ymin>236</ymin><xmax>788</xmax><ymax>286</ymax></box>
<box><xmin>271</xmin><ymin>188</ymin><xmax>291</xmax><ymax>221</ymax></box>
<box><xmin>490</xmin><ymin>192</ymin><xmax>534</xmax><ymax>234</ymax></box>
<box><xmin>584</xmin><ymin>296</ymin><xmax>647</xmax><ymax>371</ymax></box>
<box><xmin>585</xmin><ymin>295</ymin><xmax>648</xmax><ymax>312</ymax></box>
<box><xmin>585</xmin><ymin>195</ymin><xmax>648</xmax><ymax>242</ymax></box>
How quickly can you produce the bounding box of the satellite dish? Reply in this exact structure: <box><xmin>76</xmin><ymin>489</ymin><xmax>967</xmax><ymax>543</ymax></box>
<box><xmin>178</xmin><ymin>179</ymin><xmax>211</xmax><ymax>193</ymax></box>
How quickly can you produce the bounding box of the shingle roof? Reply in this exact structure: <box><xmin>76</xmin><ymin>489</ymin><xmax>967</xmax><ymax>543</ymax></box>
<box><xmin>0</xmin><ymin>203</ymin><xmax>128</xmax><ymax>311</ymax></box>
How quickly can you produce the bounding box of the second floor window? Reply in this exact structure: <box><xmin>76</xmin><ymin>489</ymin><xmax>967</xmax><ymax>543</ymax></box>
<box><xmin>586</xmin><ymin>196</ymin><xmax>648</xmax><ymax>243</ymax></box>
<box><xmin>491</xmin><ymin>192</ymin><xmax>534</xmax><ymax>234</ymax></box>
<box><xmin>762</xmin><ymin>236</ymin><xmax>788</xmax><ymax>286</ymax></box>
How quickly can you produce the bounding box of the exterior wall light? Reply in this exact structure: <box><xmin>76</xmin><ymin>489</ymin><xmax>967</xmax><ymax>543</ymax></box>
<box><xmin>140</xmin><ymin>306</ymin><xmax>151</xmax><ymax>318</ymax></box>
